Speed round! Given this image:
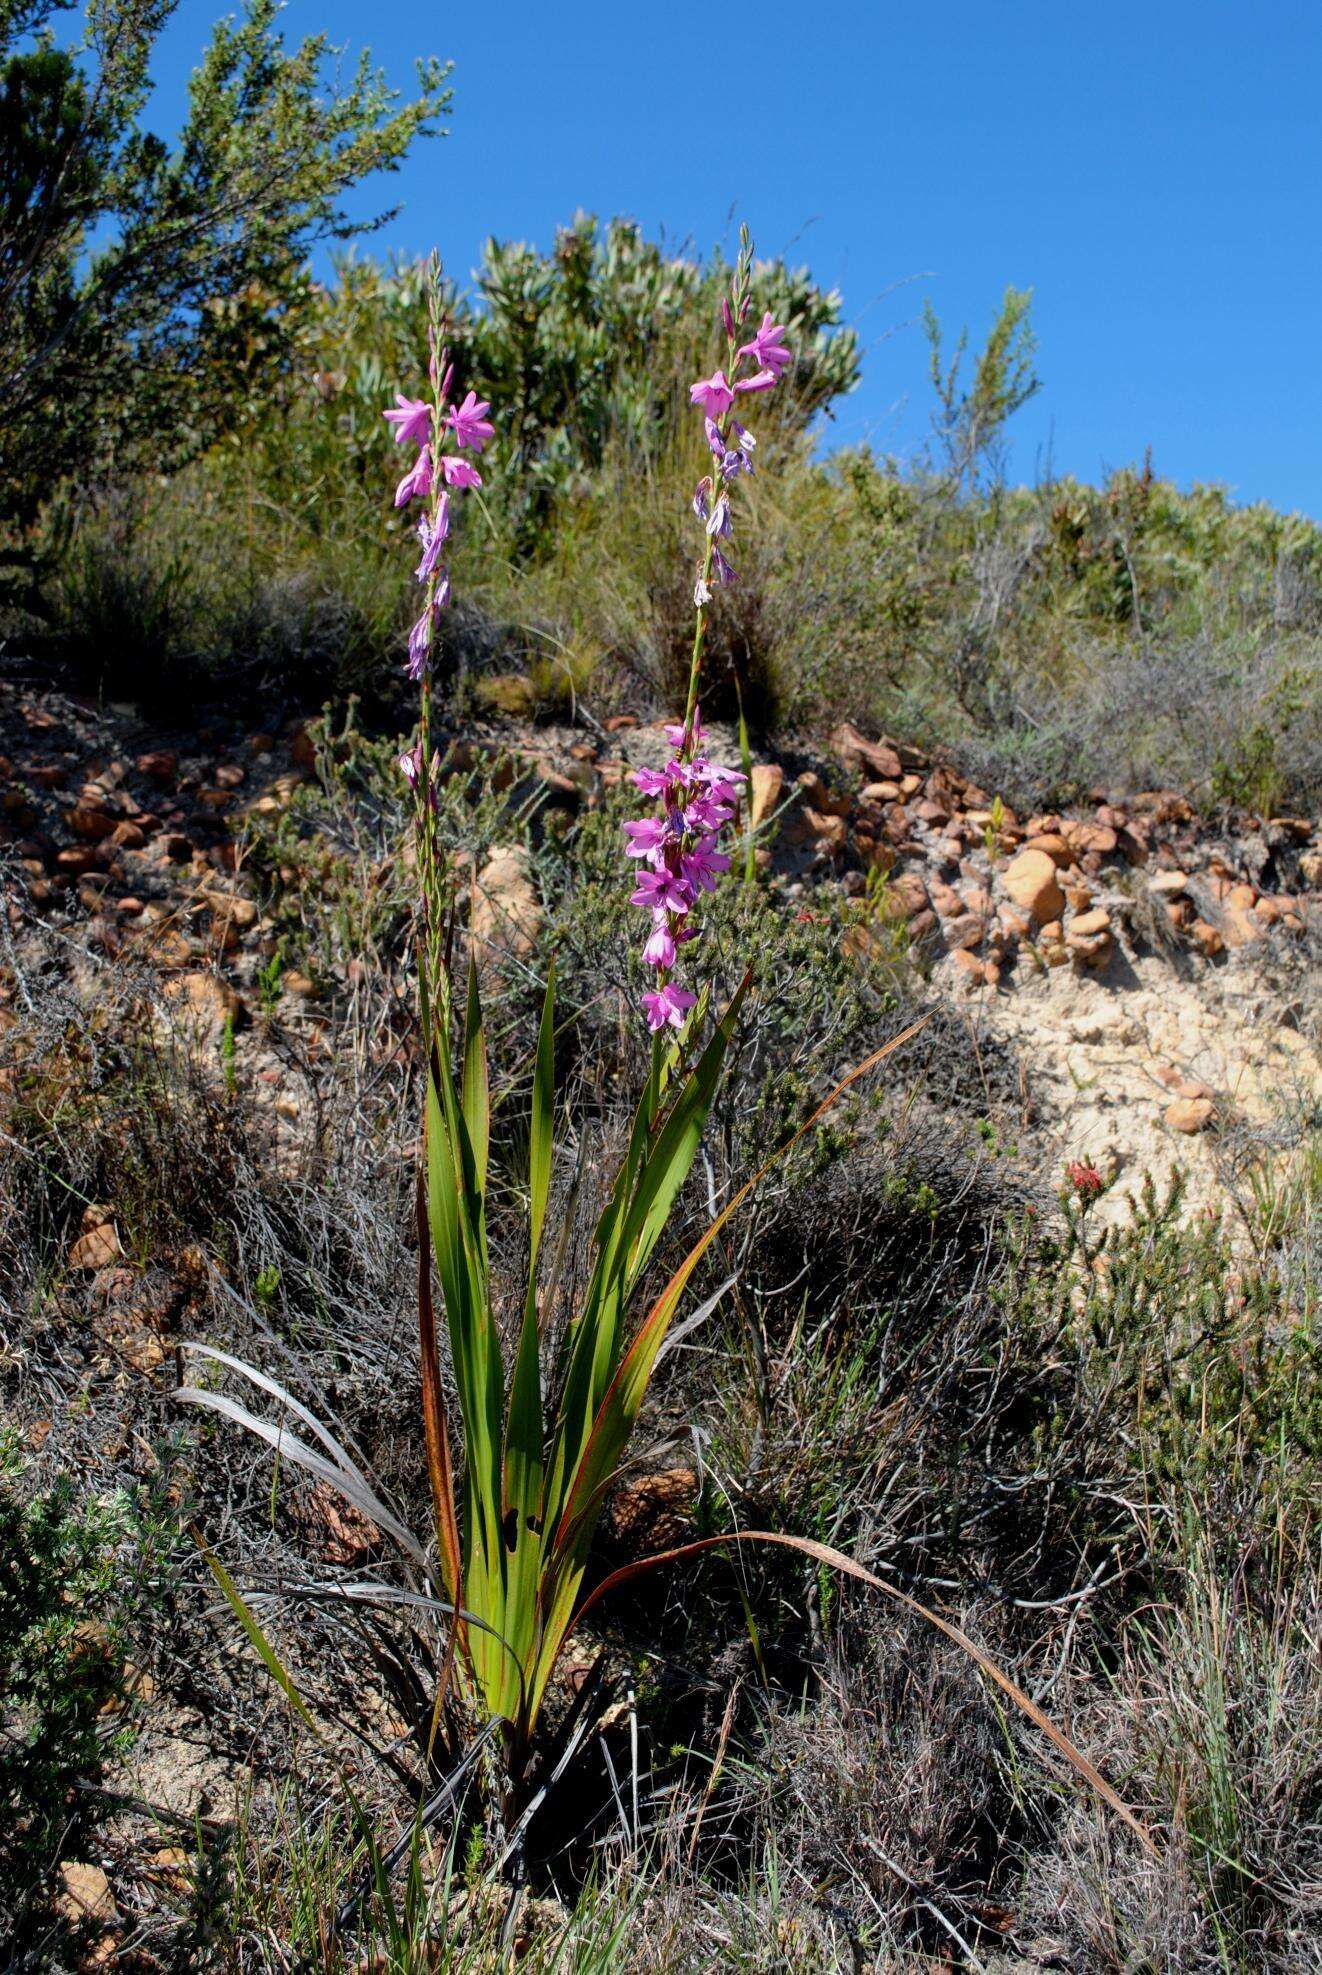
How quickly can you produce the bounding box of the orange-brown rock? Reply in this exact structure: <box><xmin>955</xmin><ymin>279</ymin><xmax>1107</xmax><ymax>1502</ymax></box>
<box><xmin>1023</xmin><ymin>833</ymin><xmax>1073</xmax><ymax>869</ymax></box>
<box><xmin>69</xmin><ymin>1220</ymin><xmax>122</xmax><ymax>1271</ymax></box>
<box><xmin>470</xmin><ymin>846</ymin><xmax>544</xmax><ymax>964</ymax></box>
<box><xmin>748</xmin><ymin>762</ymin><xmax>784</xmax><ymax>829</ymax></box>
<box><xmin>65</xmin><ymin>802</ymin><xmax>118</xmax><ymax>842</ymax></box>
<box><xmin>1003</xmin><ymin>849</ymin><xmax>1066</xmax><ymax>923</ymax></box>
<box><xmin>1165</xmin><ymin>1095</ymin><xmax>1214</xmax><ymax>1134</ymax></box>
<box><xmin>831</xmin><ymin>722</ymin><xmax>902</xmax><ymax>783</ymax></box>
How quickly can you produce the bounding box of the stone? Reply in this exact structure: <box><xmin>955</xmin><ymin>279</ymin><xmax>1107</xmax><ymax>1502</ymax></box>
<box><xmin>144</xmin><ymin>928</ymin><xmax>194</xmax><ymax>968</ymax></box>
<box><xmin>1062</xmin><ymin>820</ymin><xmax>1118</xmax><ymax>857</ymax></box>
<box><xmin>65</xmin><ymin>802</ymin><xmax>118</xmax><ymax>842</ymax></box>
<box><xmin>831</xmin><ymin>721</ymin><xmax>902</xmax><ymax>784</ymax></box>
<box><xmin>1299</xmin><ymin>850</ymin><xmax>1322</xmax><ymax>888</ymax></box>
<box><xmin>1150</xmin><ymin>869</ymin><xmax>1188</xmax><ymax>895</ymax></box>
<box><xmin>1019</xmin><ymin>833</ymin><xmax>1074</xmax><ymax>865</ymax></box>
<box><xmin>136</xmin><ymin>749</ymin><xmax>178</xmax><ymax>783</ymax></box>
<box><xmin>1003</xmin><ymin>849</ymin><xmax>1065</xmax><ymax>924</ymax></box>
<box><xmin>800</xmin><ymin>806</ymin><xmax>846</xmax><ymax>851</ymax></box>
<box><xmin>1221</xmin><ymin>907</ymin><xmax>1264</xmax><ymax>948</ymax></box>
<box><xmin>1165</xmin><ymin>1095</ymin><xmax>1214</xmax><ymax>1134</ymax></box>
<box><xmin>163</xmin><ymin>970</ymin><xmax>246</xmax><ymax>1033</ymax></box>
<box><xmin>944</xmin><ymin>912</ymin><xmax>988</xmax><ymax>951</ymax></box>
<box><xmin>881</xmin><ymin>871</ymin><xmax>931</xmax><ymax>922</ymax></box>
<box><xmin>795</xmin><ymin>771</ymin><xmax>851</xmax><ymax>818</ymax></box>
<box><xmin>470</xmin><ymin>845</ymin><xmax>543</xmax><ymax>963</ymax></box>
<box><xmin>951</xmin><ymin>949</ymin><xmax>996</xmax><ymax>987</ymax></box>
<box><xmin>605</xmin><ymin>1466</ymin><xmax>697</xmax><ymax>1554</ymax></box>
<box><xmin>70</xmin><ymin>1221</ymin><xmax>122</xmax><ymax>1271</ymax></box>
<box><xmin>1191</xmin><ymin>918</ymin><xmax>1224</xmax><ymax>958</ymax></box>
<box><xmin>56</xmin><ymin>1860</ymin><xmax>119</xmax><ymax>1928</ymax></box>
<box><xmin>282</xmin><ymin>971</ymin><xmax>317</xmax><ymax>999</ymax></box>
<box><xmin>57</xmin><ymin>845</ymin><xmax>103</xmax><ymax>875</ymax></box>
<box><xmin>1069</xmin><ymin>908</ymin><xmax>1112</xmax><ymax>940</ymax></box>
<box><xmin>748</xmin><ymin>762</ymin><xmax>783</xmax><ymax>830</ymax></box>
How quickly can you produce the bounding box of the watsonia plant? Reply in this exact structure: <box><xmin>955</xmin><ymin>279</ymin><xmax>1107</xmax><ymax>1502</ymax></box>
<box><xmin>183</xmin><ymin>245</ymin><xmax>1153</xmax><ymax>1854</ymax></box>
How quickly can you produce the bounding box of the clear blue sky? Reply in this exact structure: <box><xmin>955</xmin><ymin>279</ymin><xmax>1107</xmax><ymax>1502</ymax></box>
<box><xmin>141</xmin><ymin>1</ymin><xmax>1321</xmax><ymax>517</ymax></box>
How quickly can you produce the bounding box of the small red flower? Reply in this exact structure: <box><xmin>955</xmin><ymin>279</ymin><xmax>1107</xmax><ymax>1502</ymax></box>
<box><xmin>1066</xmin><ymin>1159</ymin><xmax>1104</xmax><ymax>1200</ymax></box>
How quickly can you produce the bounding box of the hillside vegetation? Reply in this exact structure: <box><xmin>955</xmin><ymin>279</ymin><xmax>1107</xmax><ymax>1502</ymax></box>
<box><xmin>16</xmin><ymin>217</ymin><xmax>1322</xmax><ymax>818</ymax></box>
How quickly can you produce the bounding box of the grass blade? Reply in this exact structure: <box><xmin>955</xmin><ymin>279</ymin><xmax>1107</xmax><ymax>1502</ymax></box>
<box><xmin>194</xmin><ymin>1530</ymin><xmax>319</xmax><ymax>1735</ymax></box>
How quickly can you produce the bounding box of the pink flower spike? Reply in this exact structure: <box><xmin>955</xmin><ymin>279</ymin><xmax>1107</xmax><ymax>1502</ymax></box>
<box><xmin>439</xmin><ymin>455</ymin><xmax>483</xmax><ymax>490</ymax></box>
<box><xmin>642</xmin><ymin>983</ymin><xmax>697</xmax><ymax>1033</ymax></box>
<box><xmin>394</xmin><ymin>447</ymin><xmax>432</xmax><ymax>507</ymax></box>
<box><xmin>689</xmin><ymin>369</ymin><xmax>735</xmax><ymax>419</ymax></box>
<box><xmin>733</xmin><ymin>367</ymin><xmax>777</xmax><ymax>395</ymax></box>
<box><xmin>384</xmin><ymin>394</ymin><xmax>431</xmax><ymax>447</ymax></box>
<box><xmin>738</xmin><ymin>311</ymin><xmax>792</xmax><ymax>379</ymax></box>
<box><xmin>446</xmin><ymin>390</ymin><xmax>495</xmax><ymax>452</ymax></box>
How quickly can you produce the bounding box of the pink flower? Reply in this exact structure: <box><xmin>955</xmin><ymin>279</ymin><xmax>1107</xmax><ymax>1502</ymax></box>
<box><xmin>643</xmin><ymin>917</ymin><xmax>677</xmax><ymax>969</ymax></box>
<box><xmin>439</xmin><ymin>455</ymin><xmax>483</xmax><ymax>489</ymax></box>
<box><xmin>630</xmin><ymin>867</ymin><xmax>694</xmax><ymax>914</ymax></box>
<box><xmin>682</xmin><ymin>836</ymin><xmax>731</xmax><ymax>895</ymax></box>
<box><xmin>690</xmin><ymin>759</ymin><xmax>746</xmax><ymax>789</ymax></box>
<box><xmin>689</xmin><ymin>369</ymin><xmax>734</xmax><ymax>420</ymax></box>
<box><xmin>694</xmin><ymin>575</ymin><xmax>713</xmax><ymax>607</ymax></box>
<box><xmin>394</xmin><ymin>447</ymin><xmax>432</xmax><ymax>507</ymax></box>
<box><xmin>384</xmin><ymin>394</ymin><xmax>432</xmax><ymax>447</ymax></box>
<box><xmin>407</xmin><ymin>606</ymin><xmax>434</xmax><ymax>679</ymax></box>
<box><xmin>642</xmin><ymin>983</ymin><xmax>697</xmax><ymax>1033</ymax></box>
<box><xmin>446</xmin><ymin>390</ymin><xmax>495</xmax><ymax>452</ymax></box>
<box><xmin>622</xmin><ymin>816</ymin><xmax>674</xmax><ymax>861</ymax></box>
<box><xmin>738</xmin><ymin>311</ymin><xmax>792</xmax><ymax>379</ymax></box>
<box><xmin>399</xmin><ymin>744</ymin><xmax>421</xmax><ymax>786</ymax></box>
<box><xmin>414</xmin><ymin>495</ymin><xmax>450</xmax><ymax>580</ymax></box>
<box><xmin>733</xmin><ymin>367</ymin><xmax>777</xmax><ymax>396</ymax></box>
<box><xmin>705</xmin><ymin>492</ymin><xmax>731</xmax><ymax>539</ymax></box>
<box><xmin>631</xmin><ymin>763</ymin><xmax>687</xmax><ymax>797</ymax></box>
<box><xmin>664</xmin><ymin>707</ymin><xmax>705</xmax><ymax>752</ymax></box>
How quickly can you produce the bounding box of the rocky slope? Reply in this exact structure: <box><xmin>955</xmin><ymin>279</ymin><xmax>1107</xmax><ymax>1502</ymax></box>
<box><xmin>3</xmin><ymin>668</ymin><xmax>1319</xmax><ymax>1243</ymax></box>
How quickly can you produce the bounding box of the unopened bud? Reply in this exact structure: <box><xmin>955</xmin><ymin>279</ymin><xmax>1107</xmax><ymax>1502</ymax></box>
<box><xmin>721</xmin><ymin>297</ymin><xmax>735</xmax><ymax>339</ymax></box>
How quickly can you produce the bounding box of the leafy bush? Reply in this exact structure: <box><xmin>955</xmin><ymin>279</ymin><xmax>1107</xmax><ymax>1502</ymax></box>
<box><xmin>0</xmin><ymin>1444</ymin><xmax>134</xmax><ymax>1947</ymax></box>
